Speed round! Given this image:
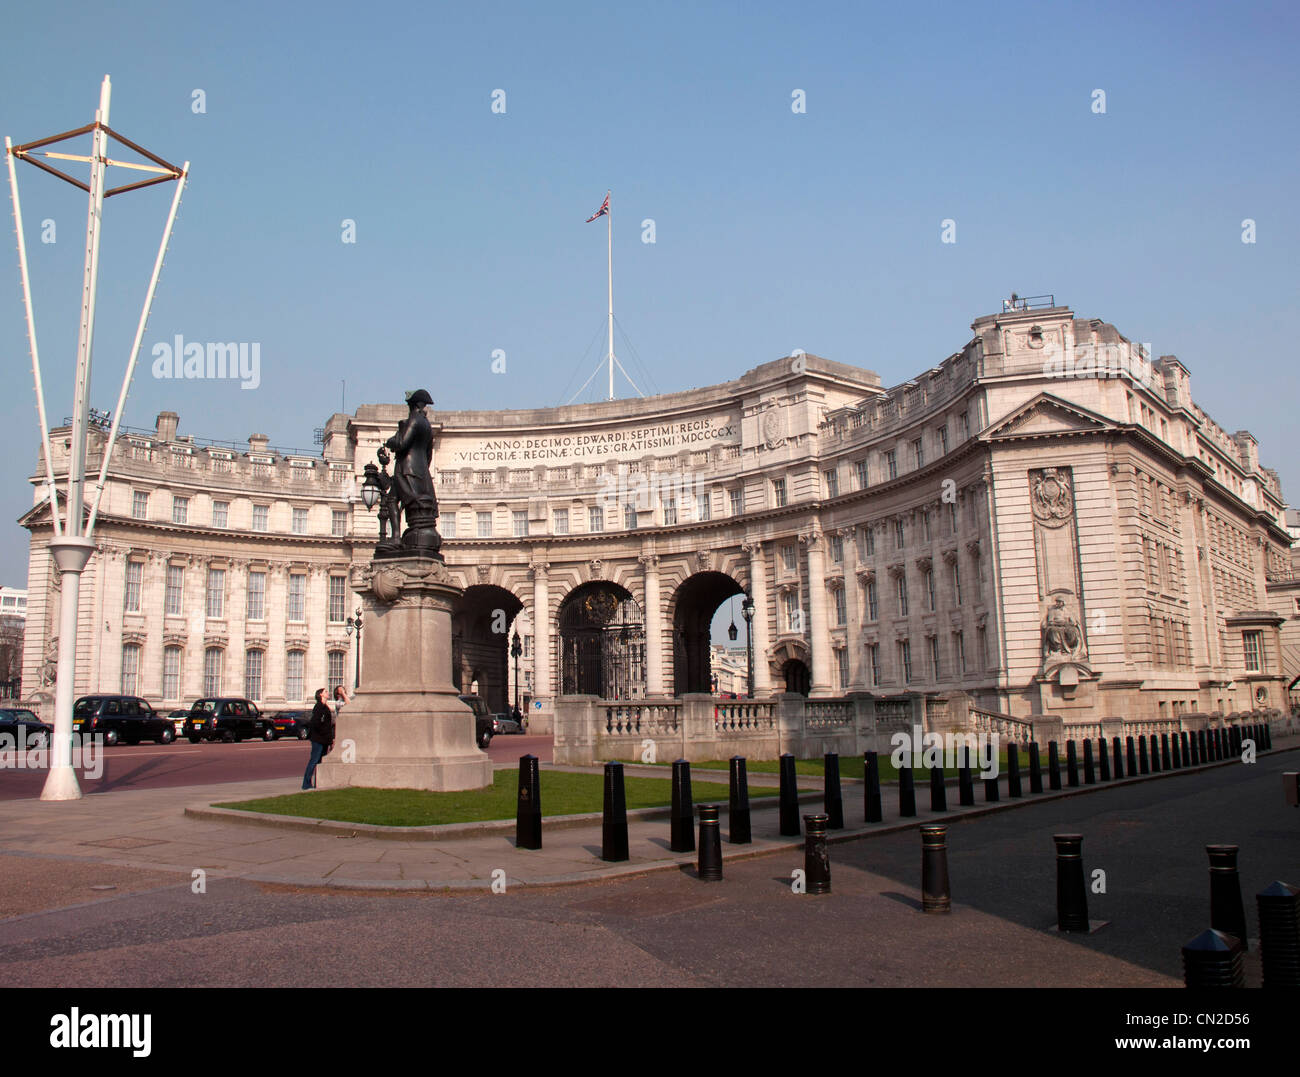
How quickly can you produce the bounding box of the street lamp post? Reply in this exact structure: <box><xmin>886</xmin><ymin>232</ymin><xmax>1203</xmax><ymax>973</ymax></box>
<box><xmin>346</xmin><ymin>608</ymin><xmax>363</xmax><ymax>690</ymax></box>
<box><xmin>511</xmin><ymin>630</ymin><xmax>522</xmax><ymax>714</ymax></box>
<box><xmin>741</xmin><ymin>594</ymin><xmax>755</xmax><ymax>699</ymax></box>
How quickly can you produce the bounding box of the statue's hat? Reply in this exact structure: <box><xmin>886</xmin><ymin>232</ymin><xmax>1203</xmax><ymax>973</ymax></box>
<box><xmin>405</xmin><ymin>389</ymin><xmax>433</xmax><ymax>407</ymax></box>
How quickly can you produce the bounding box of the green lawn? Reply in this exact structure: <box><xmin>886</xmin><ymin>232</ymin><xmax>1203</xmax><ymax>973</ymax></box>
<box><xmin>218</xmin><ymin>770</ymin><xmax>777</xmax><ymax>827</ymax></box>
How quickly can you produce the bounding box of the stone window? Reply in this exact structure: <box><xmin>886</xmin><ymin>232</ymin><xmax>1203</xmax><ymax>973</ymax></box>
<box><xmin>121</xmin><ymin>643</ymin><xmax>140</xmax><ymax>696</ymax></box>
<box><xmin>929</xmin><ymin>636</ymin><xmax>941</xmax><ymax>680</ymax></box>
<box><xmin>885</xmin><ymin>450</ymin><xmax>898</xmax><ymax>480</ymax></box>
<box><xmin>328</xmin><ymin>576</ymin><xmax>347</xmax><ymax>622</ymax></box>
<box><xmin>172</xmin><ymin>496</ymin><xmax>189</xmax><ymax>525</ymax></box>
<box><xmin>287</xmin><ymin>573</ymin><xmax>305</xmax><ymax>622</ymax></box>
<box><xmin>937</xmin><ymin>425</ymin><xmax>948</xmax><ymax>455</ymax></box>
<box><xmin>203</xmin><ymin>647</ymin><xmax>223</xmax><ymax>696</ymax></box>
<box><xmin>833</xmin><ymin>586</ymin><xmax>846</xmax><ymax>626</ymax></box>
<box><xmin>829</xmin><ymin>534</ymin><xmax>843</xmax><ymax>563</ymax></box>
<box><xmin>285</xmin><ymin>650</ymin><xmax>304</xmax><ymax>701</ymax></box>
<box><xmin>781</xmin><ymin>544</ymin><xmax>797</xmax><ymax>572</ymax></box>
<box><xmin>165</xmin><ymin>564</ymin><xmax>184</xmax><ymax>616</ymax></box>
<box><xmin>163</xmin><ymin>645</ymin><xmax>182</xmax><ymax>699</ymax></box>
<box><xmin>663</xmin><ymin>499</ymin><xmax>676</xmax><ymax>526</ymax></box>
<box><xmin>246</xmin><ymin>571</ymin><xmax>265</xmax><ymax>620</ymax></box>
<box><xmin>899</xmin><ymin>639</ymin><xmax>912</xmax><ymax>683</ymax></box>
<box><xmin>624</xmin><ymin>504</ymin><xmax>638</xmax><ymax>529</ymax></box>
<box><xmin>477</xmin><ymin>511</ymin><xmax>493</xmax><ymax>537</ymax></box>
<box><xmin>925</xmin><ymin>568</ymin><xmax>935</xmax><ymax>611</ymax></box>
<box><xmin>292</xmin><ymin>508</ymin><xmax>308</xmax><ymax>534</ymax></box>
<box><xmin>328</xmin><ymin>651</ymin><xmax>346</xmax><ymax>693</ymax></box>
<box><xmin>824</xmin><ymin>469</ymin><xmax>839</xmax><ymax>498</ymax></box>
<box><xmin>588</xmin><ymin>506</ymin><xmax>603</xmax><ymax>533</ymax></box>
<box><xmin>206</xmin><ymin>568</ymin><xmax>225</xmax><ymax>619</ymax></box>
<box><xmin>212</xmin><ymin>501</ymin><xmax>229</xmax><ymax>528</ymax></box>
<box><xmin>782</xmin><ymin>591</ymin><xmax>802</xmax><ymax>633</ymax></box>
<box><xmin>896</xmin><ymin>574</ymin><xmax>909</xmax><ymax>616</ymax></box>
<box><xmin>132</xmin><ymin>491</ymin><xmax>149</xmax><ymax>519</ymax></box>
<box><xmin>854</xmin><ymin>460</ymin><xmax>869</xmax><ymax>490</ymax></box>
<box><xmin>514</xmin><ymin>510</ymin><xmax>530</xmax><ymax>537</ymax></box>
<box><xmin>835</xmin><ymin>648</ymin><xmax>849</xmax><ymax>692</ymax></box>
<box><xmin>772</xmin><ymin>478</ymin><xmax>787</xmax><ymax>508</ymax></box>
<box><xmin>729</xmin><ymin>489</ymin><xmax>743</xmax><ymax>516</ymax></box>
<box><xmin>244</xmin><ymin>649</ymin><xmax>263</xmax><ymax>700</ymax></box>
<box><xmin>1243</xmin><ymin>630</ymin><xmax>1264</xmax><ymax>672</ymax></box>
<box><xmin>865</xmin><ymin>526</ymin><xmax>875</xmax><ymax>556</ymax></box>
<box><xmin>913</xmin><ymin>438</ymin><xmax>924</xmax><ymax>469</ymax></box>
<box><xmin>252</xmin><ymin>504</ymin><xmax>268</xmax><ymax>532</ymax></box>
<box><xmin>951</xmin><ymin>561</ymin><xmax>961</xmax><ymax>606</ymax></box>
<box><xmin>894</xmin><ymin>519</ymin><xmax>906</xmax><ymax>549</ymax></box>
<box><xmin>865</xmin><ymin>579</ymin><xmax>878</xmax><ymax>620</ymax></box>
<box><xmin>553</xmin><ymin>508</ymin><xmax>569</xmax><ymax>535</ymax></box>
<box><xmin>332</xmin><ymin>510</ymin><xmax>348</xmax><ymax>537</ymax></box>
<box><xmin>124</xmin><ymin>560</ymin><xmax>143</xmax><ymax>613</ymax></box>
<box><xmin>696</xmin><ymin>491</ymin><xmax>711</xmax><ymax>522</ymax></box>
<box><xmin>953</xmin><ymin>630</ymin><xmax>966</xmax><ymax>674</ymax></box>
<box><xmin>868</xmin><ymin>643</ymin><xmax>881</xmax><ymax>686</ymax></box>
<box><xmin>443</xmin><ymin>514</ymin><xmax>458</xmax><ymax>539</ymax></box>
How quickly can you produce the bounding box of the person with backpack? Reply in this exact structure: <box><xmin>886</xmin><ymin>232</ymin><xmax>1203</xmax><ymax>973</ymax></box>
<box><xmin>302</xmin><ymin>688</ymin><xmax>334</xmax><ymax>790</ymax></box>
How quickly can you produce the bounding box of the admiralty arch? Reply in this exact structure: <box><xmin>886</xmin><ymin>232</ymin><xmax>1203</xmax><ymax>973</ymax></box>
<box><xmin>19</xmin><ymin>299</ymin><xmax>1294</xmax><ymax>732</ymax></box>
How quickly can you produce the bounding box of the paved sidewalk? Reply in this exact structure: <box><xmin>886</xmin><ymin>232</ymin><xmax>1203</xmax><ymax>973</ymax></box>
<box><xmin>0</xmin><ymin>742</ymin><xmax>1290</xmax><ymax>891</ymax></box>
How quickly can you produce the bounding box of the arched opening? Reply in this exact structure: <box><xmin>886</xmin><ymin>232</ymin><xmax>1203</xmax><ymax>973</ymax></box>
<box><xmin>451</xmin><ymin>584</ymin><xmax>523</xmax><ymax>713</ymax></box>
<box><xmin>671</xmin><ymin>571</ymin><xmax>744</xmax><ymax>696</ymax></box>
<box><xmin>558</xmin><ymin>582</ymin><xmax>645</xmax><ymax>698</ymax></box>
<box><xmin>782</xmin><ymin>659</ymin><xmax>811</xmax><ymax>696</ymax></box>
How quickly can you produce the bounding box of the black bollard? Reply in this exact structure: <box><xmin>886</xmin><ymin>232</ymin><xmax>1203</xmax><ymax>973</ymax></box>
<box><xmin>1098</xmin><ymin>737</ymin><xmax>1111</xmax><ymax>781</ymax></box>
<box><xmin>671</xmin><ymin>759</ymin><xmax>695</xmax><ymax>853</ymax></box>
<box><xmin>921</xmin><ymin>825</ymin><xmax>951</xmax><ymax>914</ymax></box>
<box><xmin>929</xmin><ymin>759</ymin><xmax>947</xmax><ymax>812</ymax></box>
<box><xmin>1048</xmin><ymin>742</ymin><xmax>1062</xmax><ymax>791</ymax></box>
<box><xmin>899</xmin><ymin>761</ymin><xmax>917</xmax><ymax>817</ymax></box>
<box><xmin>1207</xmin><ymin>844</ymin><xmax>1248</xmax><ymax>950</ymax></box>
<box><xmin>516</xmin><ymin>754</ymin><xmax>542</xmax><ymax>850</ymax></box>
<box><xmin>1066</xmin><ymin>740</ymin><xmax>1080</xmax><ymax>787</ymax></box>
<box><xmin>1138</xmin><ymin>736</ymin><xmax>1150</xmax><ymax>775</ymax></box>
<box><xmin>1160</xmin><ymin>733</ymin><xmax>1172</xmax><ymax>771</ymax></box>
<box><xmin>1083</xmin><ymin>739</ymin><xmax>1095</xmax><ymax>785</ymax></box>
<box><xmin>1181</xmin><ymin>730</ymin><xmax>1191</xmax><ymax>765</ymax></box>
<box><xmin>601</xmin><ymin>762</ymin><xmax>629</xmax><ymax>862</ymax></box>
<box><xmin>1171</xmin><ymin>733</ymin><xmax>1182</xmax><ymax>770</ymax></box>
<box><xmin>1192</xmin><ymin>730</ymin><xmax>1203</xmax><ymax>765</ymax></box>
<box><xmin>1008</xmin><ymin>743</ymin><xmax>1022</xmax><ymax>798</ymax></box>
<box><xmin>864</xmin><ymin>750</ymin><xmax>883</xmax><ymax>823</ymax></box>
<box><xmin>1182</xmin><ymin>929</ymin><xmax>1244</xmax><ymax>988</ymax></box>
<box><xmin>1029</xmin><ymin>742</ymin><xmax>1044</xmax><ymax>793</ymax></box>
<box><xmin>958</xmin><ymin>747</ymin><xmax>975</xmax><ymax>806</ymax></box>
<box><xmin>824</xmin><ymin>752</ymin><xmax>844</xmax><ymax>830</ymax></box>
<box><xmin>778</xmin><ymin>754</ymin><xmax>799</xmax><ymax>837</ymax></box>
<box><xmin>804</xmin><ymin>813</ymin><xmax>831</xmax><ymax>895</ymax></box>
<box><xmin>1264</xmin><ymin>722</ymin><xmax>1273</xmax><ymax>750</ymax></box>
<box><xmin>983</xmin><ymin>761</ymin><xmax>999</xmax><ymax>801</ymax></box>
<box><xmin>1054</xmin><ymin>833</ymin><xmax>1090</xmax><ymax>932</ymax></box>
<box><xmin>1257</xmin><ymin>881</ymin><xmax>1300</xmax><ymax>988</ymax></box>
<box><xmin>1127</xmin><ymin>736</ymin><xmax>1138</xmax><ymax>776</ymax></box>
<box><xmin>728</xmin><ymin>756</ymin><xmax>751</xmax><ymax>844</ymax></box>
<box><xmin>1112</xmin><ymin>736</ymin><xmax>1124</xmax><ymax>778</ymax></box>
<box><xmin>697</xmin><ymin>804</ymin><xmax>723</xmax><ymax>881</ymax></box>
<box><xmin>1231</xmin><ymin>726</ymin><xmax>1241</xmax><ymax>757</ymax></box>
<box><xmin>1213</xmin><ymin>728</ymin><xmax>1223</xmax><ymax>761</ymax></box>
<box><xmin>1149</xmin><ymin>734</ymin><xmax>1161</xmax><ymax>774</ymax></box>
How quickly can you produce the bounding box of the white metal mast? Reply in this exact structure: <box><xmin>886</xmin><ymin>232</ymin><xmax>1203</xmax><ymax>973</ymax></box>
<box><xmin>7</xmin><ymin>75</ymin><xmax>187</xmax><ymax>800</ymax></box>
<box><xmin>606</xmin><ymin>191</ymin><xmax>614</xmax><ymax>401</ymax></box>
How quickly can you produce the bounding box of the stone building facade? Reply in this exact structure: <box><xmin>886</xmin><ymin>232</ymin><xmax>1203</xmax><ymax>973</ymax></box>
<box><xmin>20</xmin><ymin>300</ymin><xmax>1293</xmax><ymax>730</ymax></box>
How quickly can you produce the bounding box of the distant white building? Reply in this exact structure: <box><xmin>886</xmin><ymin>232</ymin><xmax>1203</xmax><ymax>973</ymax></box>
<box><xmin>0</xmin><ymin>587</ymin><xmax>26</xmax><ymax>622</ymax></box>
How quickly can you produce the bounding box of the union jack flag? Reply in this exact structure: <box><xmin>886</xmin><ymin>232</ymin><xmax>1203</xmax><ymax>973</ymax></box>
<box><xmin>585</xmin><ymin>192</ymin><xmax>610</xmax><ymax>222</ymax></box>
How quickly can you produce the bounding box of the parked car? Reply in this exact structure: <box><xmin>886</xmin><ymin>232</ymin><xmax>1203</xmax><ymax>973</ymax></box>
<box><xmin>184</xmin><ymin>698</ymin><xmax>272</xmax><ymax>743</ymax></box>
<box><xmin>491</xmin><ymin>712</ymin><xmax>522</xmax><ymax>735</ymax></box>
<box><xmin>0</xmin><ymin>708</ymin><xmax>52</xmax><ymax>748</ymax></box>
<box><xmin>458</xmin><ymin>694</ymin><xmax>494</xmax><ymax>749</ymax></box>
<box><xmin>72</xmin><ymin>695</ymin><xmax>175</xmax><ymax>745</ymax></box>
<box><xmin>267</xmin><ymin>710</ymin><xmax>311</xmax><ymax>740</ymax></box>
<box><xmin>168</xmin><ymin>709</ymin><xmax>189</xmax><ymax>737</ymax></box>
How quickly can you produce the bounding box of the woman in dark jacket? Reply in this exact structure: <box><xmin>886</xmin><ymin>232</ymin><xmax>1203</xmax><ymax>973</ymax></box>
<box><xmin>302</xmin><ymin>688</ymin><xmax>334</xmax><ymax>790</ymax></box>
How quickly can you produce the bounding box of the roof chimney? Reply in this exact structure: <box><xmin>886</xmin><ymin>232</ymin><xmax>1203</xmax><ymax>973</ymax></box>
<box><xmin>155</xmin><ymin>411</ymin><xmax>178</xmax><ymax>442</ymax></box>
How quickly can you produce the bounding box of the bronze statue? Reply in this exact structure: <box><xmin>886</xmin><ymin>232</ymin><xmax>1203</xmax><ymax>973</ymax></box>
<box><xmin>375</xmin><ymin>389</ymin><xmax>442</xmax><ymax>559</ymax></box>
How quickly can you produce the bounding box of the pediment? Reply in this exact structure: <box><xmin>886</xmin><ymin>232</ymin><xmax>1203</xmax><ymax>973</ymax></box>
<box><xmin>982</xmin><ymin>394</ymin><xmax>1113</xmax><ymax>442</ymax></box>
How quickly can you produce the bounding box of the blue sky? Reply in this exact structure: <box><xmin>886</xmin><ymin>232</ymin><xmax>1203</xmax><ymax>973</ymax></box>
<box><xmin>1</xmin><ymin>0</ymin><xmax>1297</xmax><ymax>587</ymax></box>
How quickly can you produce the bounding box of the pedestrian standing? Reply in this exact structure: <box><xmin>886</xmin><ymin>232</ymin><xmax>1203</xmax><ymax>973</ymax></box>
<box><xmin>333</xmin><ymin>683</ymin><xmax>350</xmax><ymax>717</ymax></box>
<box><xmin>302</xmin><ymin>688</ymin><xmax>334</xmax><ymax>790</ymax></box>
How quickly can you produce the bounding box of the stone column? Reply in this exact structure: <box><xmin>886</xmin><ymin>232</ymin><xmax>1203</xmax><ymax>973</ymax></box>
<box><xmin>530</xmin><ymin>560</ymin><xmax>551</xmax><ymax>699</ymax></box>
<box><xmin>802</xmin><ymin>528</ymin><xmax>833</xmax><ymax>695</ymax></box>
<box><xmin>840</xmin><ymin>529</ymin><xmax>865</xmax><ymax>690</ymax></box>
<box><xmin>744</xmin><ymin>541</ymin><xmax>773</xmax><ymax>696</ymax></box>
<box><xmin>640</xmin><ymin>552</ymin><xmax>664</xmax><ymax>696</ymax></box>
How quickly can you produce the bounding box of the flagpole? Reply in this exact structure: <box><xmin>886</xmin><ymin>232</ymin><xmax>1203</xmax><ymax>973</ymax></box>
<box><xmin>606</xmin><ymin>190</ymin><xmax>614</xmax><ymax>401</ymax></box>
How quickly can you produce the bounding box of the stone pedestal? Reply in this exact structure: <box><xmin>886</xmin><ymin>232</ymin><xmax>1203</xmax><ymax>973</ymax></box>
<box><xmin>316</xmin><ymin>556</ymin><xmax>493</xmax><ymax>792</ymax></box>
